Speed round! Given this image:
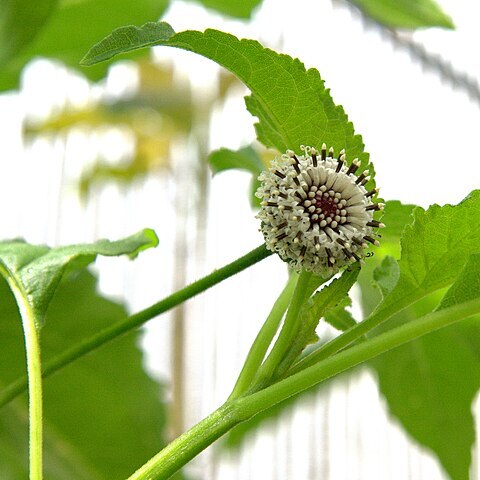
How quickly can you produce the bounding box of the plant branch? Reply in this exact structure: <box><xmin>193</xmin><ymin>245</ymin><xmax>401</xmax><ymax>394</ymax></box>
<box><xmin>125</xmin><ymin>297</ymin><xmax>480</xmax><ymax>480</ymax></box>
<box><xmin>8</xmin><ymin>280</ymin><xmax>44</xmax><ymax>480</ymax></box>
<box><xmin>126</xmin><ymin>402</ymin><xmax>240</xmax><ymax>480</ymax></box>
<box><xmin>0</xmin><ymin>244</ymin><xmax>272</xmax><ymax>409</ymax></box>
<box><xmin>228</xmin><ymin>271</ymin><xmax>298</xmax><ymax>400</ymax></box>
<box><xmin>236</xmin><ymin>297</ymin><xmax>480</xmax><ymax>418</ymax></box>
<box><xmin>249</xmin><ymin>270</ymin><xmax>313</xmax><ymax>391</ymax></box>
<box><xmin>286</xmin><ymin>299</ymin><xmax>400</xmax><ymax>376</ymax></box>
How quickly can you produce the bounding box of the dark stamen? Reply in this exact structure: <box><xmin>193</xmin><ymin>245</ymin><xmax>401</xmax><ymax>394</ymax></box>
<box><xmin>350</xmin><ymin>251</ymin><xmax>361</xmax><ymax>262</ymax></box>
<box><xmin>335</xmin><ymin>155</ymin><xmax>344</xmax><ymax>173</ymax></box>
<box><xmin>360</xmin><ymin>177</ymin><xmax>369</xmax><ymax>187</ymax></box>
<box><xmin>346</xmin><ymin>161</ymin><xmax>360</xmax><ymax>175</ymax></box>
<box><xmin>363</xmin><ymin>235</ymin><xmax>378</xmax><ymax>245</ymax></box>
<box><xmin>276</xmin><ymin>232</ymin><xmax>288</xmax><ymax>241</ymax></box>
<box><xmin>365</xmin><ymin>204</ymin><xmax>381</xmax><ymax>211</ymax></box>
<box><xmin>366</xmin><ymin>188</ymin><xmax>377</xmax><ymax>198</ymax></box>
<box><xmin>321</xmin><ymin>145</ymin><xmax>327</xmax><ymax>161</ymax></box>
<box><xmin>312</xmin><ymin>152</ymin><xmax>318</xmax><ymax>167</ymax></box>
<box><xmin>274</xmin><ymin>170</ymin><xmax>285</xmax><ymax>179</ymax></box>
<box><xmin>355</xmin><ymin>172</ymin><xmax>367</xmax><ymax>184</ymax></box>
<box><xmin>367</xmin><ymin>220</ymin><xmax>382</xmax><ymax>228</ymax></box>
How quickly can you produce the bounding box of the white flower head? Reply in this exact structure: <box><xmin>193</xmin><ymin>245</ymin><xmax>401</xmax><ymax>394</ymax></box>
<box><xmin>256</xmin><ymin>144</ymin><xmax>384</xmax><ymax>276</ymax></box>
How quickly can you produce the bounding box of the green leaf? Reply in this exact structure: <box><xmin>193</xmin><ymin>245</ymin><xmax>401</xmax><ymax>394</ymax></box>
<box><xmin>0</xmin><ymin>0</ymin><xmax>57</xmax><ymax>64</ymax></box>
<box><xmin>208</xmin><ymin>145</ymin><xmax>265</xmax><ymax>208</ymax></box>
<box><xmin>82</xmin><ymin>23</ymin><xmax>373</xmax><ymax>187</ymax></box>
<box><xmin>79</xmin><ymin>22</ymin><xmax>175</xmax><ymax>66</ymax></box>
<box><xmin>372</xmin><ymin>255</ymin><xmax>399</xmax><ymax>299</ymax></box>
<box><xmin>350</xmin><ymin>0</ymin><xmax>454</xmax><ymax>29</ymax></box>
<box><xmin>0</xmin><ymin>229</ymin><xmax>158</xmax><ymax>326</ymax></box>
<box><xmin>323</xmin><ymin>297</ymin><xmax>357</xmax><ymax>331</ymax></box>
<box><xmin>185</xmin><ymin>0</ymin><xmax>262</xmax><ymax>19</ymax></box>
<box><xmin>208</xmin><ymin>146</ymin><xmax>264</xmax><ymax>176</ymax></box>
<box><xmin>365</xmin><ymin>192</ymin><xmax>480</xmax><ymax>479</ymax></box>
<box><xmin>0</xmin><ymin>0</ymin><xmax>169</xmax><ymax>91</ymax></box>
<box><xmin>372</xmin><ymin>254</ymin><xmax>480</xmax><ymax>480</ymax></box>
<box><xmin>0</xmin><ymin>269</ymin><xmax>168</xmax><ymax>479</ymax></box>
<box><xmin>357</xmin><ymin>199</ymin><xmax>416</xmax><ymax>315</ymax></box>
<box><xmin>375</xmin><ymin>191</ymin><xmax>480</xmax><ymax>319</ymax></box>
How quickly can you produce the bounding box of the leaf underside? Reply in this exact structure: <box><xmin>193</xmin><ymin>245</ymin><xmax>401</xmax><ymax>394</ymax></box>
<box><xmin>0</xmin><ymin>229</ymin><xmax>158</xmax><ymax>326</ymax></box>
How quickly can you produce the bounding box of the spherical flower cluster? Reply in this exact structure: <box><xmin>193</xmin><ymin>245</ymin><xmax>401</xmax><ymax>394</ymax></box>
<box><xmin>256</xmin><ymin>145</ymin><xmax>384</xmax><ymax>276</ymax></box>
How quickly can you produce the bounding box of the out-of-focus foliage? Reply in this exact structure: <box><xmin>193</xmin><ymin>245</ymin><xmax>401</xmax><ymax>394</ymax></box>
<box><xmin>207</xmin><ymin>145</ymin><xmax>273</xmax><ymax>208</ymax></box>
<box><xmin>0</xmin><ymin>0</ymin><xmax>57</xmax><ymax>64</ymax></box>
<box><xmin>0</xmin><ymin>0</ymin><xmax>169</xmax><ymax>90</ymax></box>
<box><xmin>82</xmin><ymin>23</ymin><xmax>375</xmax><ymax>192</ymax></box>
<box><xmin>0</xmin><ymin>269</ymin><xmax>167</xmax><ymax>480</ymax></box>
<box><xmin>348</xmin><ymin>0</ymin><xmax>454</xmax><ymax>29</ymax></box>
<box><xmin>185</xmin><ymin>0</ymin><xmax>262</xmax><ymax>19</ymax></box>
<box><xmin>25</xmin><ymin>61</ymin><xmax>240</xmax><ymax>196</ymax></box>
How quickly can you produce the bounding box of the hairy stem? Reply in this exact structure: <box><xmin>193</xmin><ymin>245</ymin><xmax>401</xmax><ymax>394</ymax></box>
<box><xmin>9</xmin><ymin>281</ymin><xmax>43</xmax><ymax>480</ymax></box>
<box><xmin>0</xmin><ymin>245</ymin><xmax>272</xmax><ymax>409</ymax></box>
<box><xmin>228</xmin><ymin>272</ymin><xmax>298</xmax><ymax>400</ymax></box>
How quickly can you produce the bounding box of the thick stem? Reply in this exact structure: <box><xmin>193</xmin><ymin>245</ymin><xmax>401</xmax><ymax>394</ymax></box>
<box><xmin>228</xmin><ymin>272</ymin><xmax>298</xmax><ymax>400</ymax></box>
<box><xmin>286</xmin><ymin>300</ymin><xmax>400</xmax><ymax>376</ymax></box>
<box><xmin>0</xmin><ymin>245</ymin><xmax>272</xmax><ymax>409</ymax></box>
<box><xmin>9</xmin><ymin>281</ymin><xmax>43</xmax><ymax>480</ymax></box>
<box><xmin>127</xmin><ymin>402</ymin><xmax>240</xmax><ymax>480</ymax></box>
<box><xmin>125</xmin><ymin>297</ymin><xmax>480</xmax><ymax>480</ymax></box>
<box><xmin>236</xmin><ymin>297</ymin><xmax>480</xmax><ymax>418</ymax></box>
<box><xmin>250</xmin><ymin>270</ymin><xmax>313</xmax><ymax>390</ymax></box>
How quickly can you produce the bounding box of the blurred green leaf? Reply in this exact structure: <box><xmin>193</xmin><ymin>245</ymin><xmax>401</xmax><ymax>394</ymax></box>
<box><xmin>372</xmin><ymin>254</ymin><xmax>480</xmax><ymax>480</ymax></box>
<box><xmin>82</xmin><ymin>23</ymin><xmax>374</xmax><ymax>190</ymax></box>
<box><xmin>357</xmin><ymin>200</ymin><xmax>415</xmax><ymax>315</ymax></box>
<box><xmin>0</xmin><ymin>0</ymin><xmax>57</xmax><ymax>64</ymax></box>
<box><xmin>0</xmin><ymin>269</ymin><xmax>168</xmax><ymax>480</ymax></box>
<box><xmin>0</xmin><ymin>229</ymin><xmax>158</xmax><ymax>326</ymax></box>
<box><xmin>208</xmin><ymin>146</ymin><xmax>264</xmax><ymax>176</ymax></box>
<box><xmin>186</xmin><ymin>0</ymin><xmax>262</xmax><ymax>19</ymax></box>
<box><xmin>349</xmin><ymin>0</ymin><xmax>454</xmax><ymax>29</ymax></box>
<box><xmin>0</xmin><ymin>0</ymin><xmax>169</xmax><ymax>91</ymax></box>
<box><xmin>208</xmin><ymin>145</ymin><xmax>265</xmax><ymax>208</ymax></box>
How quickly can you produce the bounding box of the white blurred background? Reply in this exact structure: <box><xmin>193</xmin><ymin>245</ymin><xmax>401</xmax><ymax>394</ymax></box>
<box><xmin>1</xmin><ymin>0</ymin><xmax>480</xmax><ymax>478</ymax></box>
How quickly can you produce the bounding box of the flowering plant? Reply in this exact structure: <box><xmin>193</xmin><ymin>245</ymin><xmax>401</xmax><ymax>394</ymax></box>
<box><xmin>0</xmin><ymin>2</ymin><xmax>479</xmax><ymax>480</ymax></box>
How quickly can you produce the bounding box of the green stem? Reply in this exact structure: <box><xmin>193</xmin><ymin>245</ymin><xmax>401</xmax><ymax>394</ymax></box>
<box><xmin>236</xmin><ymin>297</ymin><xmax>480</xmax><ymax>418</ymax></box>
<box><xmin>249</xmin><ymin>270</ymin><xmax>313</xmax><ymax>391</ymax></box>
<box><xmin>127</xmin><ymin>402</ymin><xmax>240</xmax><ymax>480</ymax></box>
<box><xmin>9</xmin><ymin>281</ymin><xmax>43</xmax><ymax>480</ymax></box>
<box><xmin>286</xmin><ymin>301</ymin><xmax>399</xmax><ymax>376</ymax></box>
<box><xmin>125</xmin><ymin>297</ymin><xmax>480</xmax><ymax>480</ymax></box>
<box><xmin>0</xmin><ymin>245</ymin><xmax>272</xmax><ymax>409</ymax></box>
<box><xmin>228</xmin><ymin>272</ymin><xmax>298</xmax><ymax>400</ymax></box>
